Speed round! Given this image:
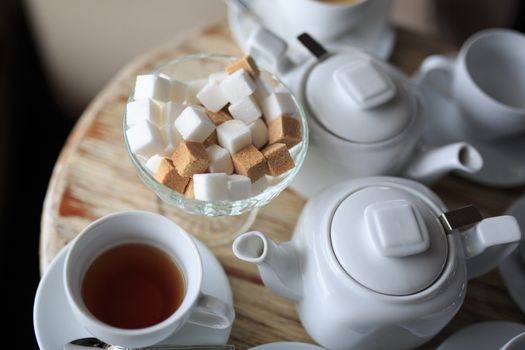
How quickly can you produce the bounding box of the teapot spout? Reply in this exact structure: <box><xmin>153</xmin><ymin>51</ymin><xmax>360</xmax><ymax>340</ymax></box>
<box><xmin>233</xmin><ymin>231</ymin><xmax>302</xmax><ymax>301</ymax></box>
<box><xmin>404</xmin><ymin>142</ymin><xmax>483</xmax><ymax>184</ymax></box>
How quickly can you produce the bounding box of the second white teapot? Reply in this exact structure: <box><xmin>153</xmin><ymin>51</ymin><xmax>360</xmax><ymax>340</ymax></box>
<box><xmin>247</xmin><ymin>29</ymin><xmax>483</xmax><ymax>197</ymax></box>
<box><xmin>233</xmin><ymin>177</ymin><xmax>521</xmax><ymax>350</ymax></box>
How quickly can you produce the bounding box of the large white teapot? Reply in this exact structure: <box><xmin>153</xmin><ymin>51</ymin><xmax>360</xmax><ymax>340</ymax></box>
<box><xmin>233</xmin><ymin>177</ymin><xmax>521</xmax><ymax>350</ymax></box>
<box><xmin>247</xmin><ymin>29</ymin><xmax>483</xmax><ymax>197</ymax></box>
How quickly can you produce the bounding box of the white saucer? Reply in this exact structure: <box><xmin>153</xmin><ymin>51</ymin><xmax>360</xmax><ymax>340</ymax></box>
<box><xmin>250</xmin><ymin>342</ymin><xmax>325</xmax><ymax>350</ymax></box>
<box><xmin>499</xmin><ymin>196</ymin><xmax>525</xmax><ymax>314</ymax></box>
<box><xmin>227</xmin><ymin>0</ymin><xmax>395</xmax><ymax>61</ymax></box>
<box><xmin>33</xmin><ymin>238</ymin><xmax>233</xmax><ymax>350</ymax></box>
<box><xmin>437</xmin><ymin>321</ymin><xmax>525</xmax><ymax>350</ymax></box>
<box><xmin>413</xmin><ymin>58</ymin><xmax>525</xmax><ymax>188</ymax></box>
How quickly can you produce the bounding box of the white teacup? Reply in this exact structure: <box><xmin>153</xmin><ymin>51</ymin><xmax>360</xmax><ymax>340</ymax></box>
<box><xmin>418</xmin><ymin>29</ymin><xmax>525</xmax><ymax>140</ymax></box>
<box><xmin>278</xmin><ymin>0</ymin><xmax>371</xmax><ymax>40</ymax></box>
<box><xmin>63</xmin><ymin>211</ymin><xmax>235</xmax><ymax>348</ymax></box>
<box><xmin>502</xmin><ymin>332</ymin><xmax>525</xmax><ymax>350</ymax></box>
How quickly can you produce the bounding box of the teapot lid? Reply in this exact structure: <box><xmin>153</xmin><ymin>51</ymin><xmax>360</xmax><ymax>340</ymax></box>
<box><xmin>330</xmin><ymin>185</ymin><xmax>448</xmax><ymax>296</ymax></box>
<box><xmin>305</xmin><ymin>53</ymin><xmax>415</xmax><ymax>143</ymax></box>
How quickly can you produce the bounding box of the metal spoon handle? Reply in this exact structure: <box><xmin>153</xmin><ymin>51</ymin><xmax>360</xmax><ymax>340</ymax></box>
<box><xmin>66</xmin><ymin>337</ymin><xmax>234</xmax><ymax>350</ymax></box>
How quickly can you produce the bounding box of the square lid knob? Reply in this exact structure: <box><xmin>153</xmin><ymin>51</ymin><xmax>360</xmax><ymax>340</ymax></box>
<box><xmin>365</xmin><ymin>200</ymin><xmax>430</xmax><ymax>257</ymax></box>
<box><xmin>334</xmin><ymin>60</ymin><xmax>396</xmax><ymax>109</ymax></box>
<box><xmin>331</xmin><ymin>186</ymin><xmax>448</xmax><ymax>295</ymax></box>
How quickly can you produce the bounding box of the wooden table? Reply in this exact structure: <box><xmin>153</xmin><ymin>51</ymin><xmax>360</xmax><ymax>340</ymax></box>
<box><xmin>40</xmin><ymin>22</ymin><xmax>525</xmax><ymax>349</ymax></box>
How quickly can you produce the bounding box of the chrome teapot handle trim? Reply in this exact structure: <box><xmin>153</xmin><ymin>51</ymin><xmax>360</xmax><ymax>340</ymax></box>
<box><xmin>439</xmin><ymin>205</ymin><xmax>482</xmax><ymax>233</ymax></box>
<box><xmin>297</xmin><ymin>33</ymin><xmax>329</xmax><ymax>60</ymax></box>
<box><xmin>440</xmin><ymin>205</ymin><xmax>521</xmax><ymax>279</ymax></box>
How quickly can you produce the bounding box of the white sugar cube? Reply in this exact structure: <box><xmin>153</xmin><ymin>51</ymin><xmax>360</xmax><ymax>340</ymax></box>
<box><xmin>216</xmin><ymin>120</ymin><xmax>252</xmax><ymax>154</ymax></box>
<box><xmin>145</xmin><ymin>154</ymin><xmax>165</xmax><ymax>173</ymax></box>
<box><xmin>252</xmin><ymin>176</ymin><xmax>269</xmax><ymax>195</ymax></box>
<box><xmin>174</xmin><ymin>106</ymin><xmax>215</xmax><ymax>142</ymax></box>
<box><xmin>254</xmin><ymin>75</ymin><xmax>273</xmax><ymax>104</ymax></box>
<box><xmin>161</xmin><ymin>102</ymin><xmax>185</xmax><ymax>154</ymax></box>
<box><xmin>228</xmin><ymin>95</ymin><xmax>262</xmax><ymax>124</ymax></box>
<box><xmin>133</xmin><ymin>74</ymin><xmax>171</xmax><ymax>102</ymax></box>
<box><xmin>161</xmin><ymin>124</ymin><xmax>182</xmax><ymax>153</ymax></box>
<box><xmin>209</xmin><ymin>71</ymin><xmax>228</xmax><ymax>83</ymax></box>
<box><xmin>228</xmin><ymin>175</ymin><xmax>252</xmax><ymax>200</ymax></box>
<box><xmin>206</xmin><ymin>145</ymin><xmax>234</xmax><ymax>174</ymax></box>
<box><xmin>262</xmin><ymin>92</ymin><xmax>297</xmax><ymax>123</ymax></box>
<box><xmin>193</xmin><ymin>173</ymin><xmax>229</xmax><ymax>201</ymax></box>
<box><xmin>185</xmin><ymin>79</ymin><xmax>207</xmax><ymax>105</ymax></box>
<box><xmin>248</xmin><ymin>118</ymin><xmax>269</xmax><ymax>149</ymax></box>
<box><xmin>197</xmin><ymin>80</ymin><xmax>229</xmax><ymax>112</ymax></box>
<box><xmin>164</xmin><ymin>101</ymin><xmax>186</xmax><ymax>126</ymax></box>
<box><xmin>164</xmin><ymin>144</ymin><xmax>175</xmax><ymax>156</ymax></box>
<box><xmin>220</xmin><ymin>69</ymin><xmax>256</xmax><ymax>103</ymax></box>
<box><xmin>169</xmin><ymin>79</ymin><xmax>188</xmax><ymax>102</ymax></box>
<box><xmin>126</xmin><ymin>120</ymin><xmax>165</xmax><ymax>158</ymax></box>
<box><xmin>126</xmin><ymin>99</ymin><xmax>163</xmax><ymax>128</ymax></box>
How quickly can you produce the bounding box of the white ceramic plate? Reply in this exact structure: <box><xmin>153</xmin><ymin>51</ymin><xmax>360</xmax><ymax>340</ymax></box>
<box><xmin>250</xmin><ymin>342</ymin><xmax>325</xmax><ymax>350</ymax></box>
<box><xmin>437</xmin><ymin>321</ymin><xmax>525</xmax><ymax>350</ymax></box>
<box><xmin>227</xmin><ymin>0</ymin><xmax>395</xmax><ymax>61</ymax></box>
<box><xmin>499</xmin><ymin>196</ymin><xmax>525</xmax><ymax>314</ymax></box>
<box><xmin>33</xmin><ymin>238</ymin><xmax>233</xmax><ymax>350</ymax></box>
<box><xmin>413</xmin><ymin>57</ymin><xmax>525</xmax><ymax>188</ymax></box>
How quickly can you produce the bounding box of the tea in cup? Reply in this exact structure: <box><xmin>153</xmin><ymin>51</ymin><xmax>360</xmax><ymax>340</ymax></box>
<box><xmin>63</xmin><ymin>211</ymin><xmax>234</xmax><ymax>348</ymax></box>
<box><xmin>81</xmin><ymin>243</ymin><xmax>185</xmax><ymax>329</ymax></box>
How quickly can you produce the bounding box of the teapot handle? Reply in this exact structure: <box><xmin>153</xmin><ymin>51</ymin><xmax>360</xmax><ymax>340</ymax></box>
<box><xmin>460</xmin><ymin>216</ymin><xmax>521</xmax><ymax>279</ymax></box>
<box><xmin>413</xmin><ymin>54</ymin><xmax>455</xmax><ymax>96</ymax></box>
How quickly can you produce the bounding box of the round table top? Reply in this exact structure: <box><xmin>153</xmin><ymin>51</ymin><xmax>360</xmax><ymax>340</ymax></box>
<box><xmin>40</xmin><ymin>22</ymin><xmax>525</xmax><ymax>349</ymax></box>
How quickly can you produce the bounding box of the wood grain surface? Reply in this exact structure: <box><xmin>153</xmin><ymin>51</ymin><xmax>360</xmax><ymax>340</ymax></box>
<box><xmin>40</xmin><ymin>22</ymin><xmax>525</xmax><ymax>349</ymax></box>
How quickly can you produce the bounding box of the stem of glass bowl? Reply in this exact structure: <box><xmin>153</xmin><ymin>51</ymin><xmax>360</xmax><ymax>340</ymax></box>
<box><xmin>156</xmin><ymin>197</ymin><xmax>259</xmax><ymax>246</ymax></box>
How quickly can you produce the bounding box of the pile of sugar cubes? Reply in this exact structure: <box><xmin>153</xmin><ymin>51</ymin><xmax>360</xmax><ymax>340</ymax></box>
<box><xmin>125</xmin><ymin>56</ymin><xmax>302</xmax><ymax>201</ymax></box>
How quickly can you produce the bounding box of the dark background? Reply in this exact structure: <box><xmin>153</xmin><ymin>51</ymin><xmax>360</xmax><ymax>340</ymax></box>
<box><xmin>1</xmin><ymin>1</ymin><xmax>524</xmax><ymax>349</ymax></box>
<box><xmin>2</xmin><ymin>2</ymin><xmax>75</xmax><ymax>347</ymax></box>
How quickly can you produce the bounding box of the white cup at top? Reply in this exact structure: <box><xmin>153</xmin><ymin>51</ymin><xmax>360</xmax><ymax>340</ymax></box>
<box><xmin>501</xmin><ymin>332</ymin><xmax>525</xmax><ymax>350</ymax></box>
<box><xmin>278</xmin><ymin>0</ymin><xmax>372</xmax><ymax>40</ymax></box>
<box><xmin>418</xmin><ymin>29</ymin><xmax>525</xmax><ymax>141</ymax></box>
<box><xmin>63</xmin><ymin>211</ymin><xmax>235</xmax><ymax>348</ymax></box>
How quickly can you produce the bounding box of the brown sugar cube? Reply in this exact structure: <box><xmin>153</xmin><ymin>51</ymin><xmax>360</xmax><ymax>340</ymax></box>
<box><xmin>203</xmin><ymin>130</ymin><xmax>218</xmax><ymax>147</ymax></box>
<box><xmin>206</xmin><ymin>108</ymin><xmax>232</xmax><ymax>125</ymax></box>
<box><xmin>184</xmin><ymin>178</ymin><xmax>195</xmax><ymax>199</ymax></box>
<box><xmin>171</xmin><ymin>141</ymin><xmax>209</xmax><ymax>177</ymax></box>
<box><xmin>154</xmin><ymin>158</ymin><xmax>190</xmax><ymax>194</ymax></box>
<box><xmin>268</xmin><ymin>116</ymin><xmax>301</xmax><ymax>148</ymax></box>
<box><xmin>232</xmin><ymin>145</ymin><xmax>269</xmax><ymax>182</ymax></box>
<box><xmin>226</xmin><ymin>55</ymin><xmax>260</xmax><ymax>79</ymax></box>
<box><xmin>262</xmin><ymin>143</ymin><xmax>295</xmax><ymax>176</ymax></box>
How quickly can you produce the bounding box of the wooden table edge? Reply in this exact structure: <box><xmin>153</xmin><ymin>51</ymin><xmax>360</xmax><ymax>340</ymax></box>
<box><xmin>38</xmin><ymin>23</ymin><xmax>224</xmax><ymax>275</ymax></box>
